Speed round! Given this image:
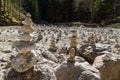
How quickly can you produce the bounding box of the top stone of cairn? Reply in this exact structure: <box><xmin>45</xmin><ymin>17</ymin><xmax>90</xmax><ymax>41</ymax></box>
<box><xmin>21</xmin><ymin>13</ymin><xmax>34</xmax><ymax>34</ymax></box>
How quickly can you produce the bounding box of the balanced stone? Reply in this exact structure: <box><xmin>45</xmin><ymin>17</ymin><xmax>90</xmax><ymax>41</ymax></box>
<box><xmin>22</xmin><ymin>13</ymin><xmax>33</xmax><ymax>26</ymax></box>
<box><xmin>16</xmin><ymin>43</ymin><xmax>35</xmax><ymax>54</ymax></box>
<box><xmin>11</xmin><ymin>51</ymin><xmax>37</xmax><ymax>72</ymax></box>
<box><xmin>88</xmin><ymin>34</ymin><xmax>97</xmax><ymax>46</ymax></box>
<box><xmin>17</xmin><ymin>34</ymin><xmax>34</xmax><ymax>42</ymax></box>
<box><xmin>67</xmin><ymin>48</ymin><xmax>75</xmax><ymax>62</ymax></box>
<box><xmin>88</xmin><ymin>34</ymin><xmax>97</xmax><ymax>50</ymax></box>
<box><xmin>21</xmin><ymin>13</ymin><xmax>34</xmax><ymax>34</ymax></box>
<box><xmin>21</xmin><ymin>26</ymin><xmax>34</xmax><ymax>34</ymax></box>
<box><xmin>48</xmin><ymin>35</ymin><xmax>57</xmax><ymax>52</ymax></box>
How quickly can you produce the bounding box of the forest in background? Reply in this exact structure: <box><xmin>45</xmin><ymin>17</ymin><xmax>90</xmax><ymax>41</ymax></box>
<box><xmin>0</xmin><ymin>0</ymin><xmax>120</xmax><ymax>26</ymax></box>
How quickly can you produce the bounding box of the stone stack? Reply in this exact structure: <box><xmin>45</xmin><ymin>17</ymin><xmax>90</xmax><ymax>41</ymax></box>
<box><xmin>88</xmin><ymin>34</ymin><xmax>97</xmax><ymax>50</ymax></box>
<box><xmin>11</xmin><ymin>13</ymin><xmax>37</xmax><ymax>72</ymax></box>
<box><xmin>48</xmin><ymin>35</ymin><xmax>57</xmax><ymax>52</ymax></box>
<box><xmin>69</xmin><ymin>30</ymin><xmax>77</xmax><ymax>49</ymax></box>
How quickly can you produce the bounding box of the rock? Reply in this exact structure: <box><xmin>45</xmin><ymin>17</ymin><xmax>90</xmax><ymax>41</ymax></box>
<box><xmin>93</xmin><ymin>55</ymin><xmax>120</xmax><ymax>80</ymax></box>
<box><xmin>78</xmin><ymin>70</ymin><xmax>100</xmax><ymax>80</ymax></box>
<box><xmin>55</xmin><ymin>61</ymin><xmax>100</xmax><ymax>80</ymax></box>
<box><xmin>15</xmin><ymin>43</ymin><xmax>35</xmax><ymax>54</ymax></box>
<box><xmin>34</xmin><ymin>59</ymin><xmax>57</xmax><ymax>80</ymax></box>
<box><xmin>56</xmin><ymin>47</ymin><xmax>68</xmax><ymax>54</ymax></box>
<box><xmin>69</xmin><ymin>30</ymin><xmax>77</xmax><ymax>49</ymax></box>
<box><xmin>11</xmin><ymin>52</ymin><xmax>37</xmax><ymax>72</ymax></box>
<box><xmin>88</xmin><ymin>34</ymin><xmax>97</xmax><ymax>46</ymax></box>
<box><xmin>37</xmin><ymin>33</ymin><xmax>43</xmax><ymax>41</ymax></box>
<box><xmin>17</xmin><ymin>34</ymin><xmax>33</xmax><ymax>42</ymax></box>
<box><xmin>0</xmin><ymin>42</ymin><xmax>12</xmax><ymax>53</ymax></box>
<box><xmin>48</xmin><ymin>36</ymin><xmax>57</xmax><ymax>52</ymax></box>
<box><xmin>56</xmin><ymin>54</ymin><xmax>67</xmax><ymax>63</ymax></box>
<box><xmin>0</xmin><ymin>57</ymin><xmax>10</xmax><ymax>63</ymax></box>
<box><xmin>114</xmin><ymin>44</ymin><xmax>120</xmax><ymax>48</ymax></box>
<box><xmin>67</xmin><ymin>48</ymin><xmax>75</xmax><ymax>62</ymax></box>
<box><xmin>78</xmin><ymin>46</ymin><xmax>103</xmax><ymax>64</ymax></box>
<box><xmin>5</xmin><ymin>68</ymin><xmax>50</xmax><ymax>80</ymax></box>
<box><xmin>75</xmin><ymin>56</ymin><xmax>86</xmax><ymax>63</ymax></box>
<box><xmin>42</xmin><ymin>50</ymin><xmax>58</xmax><ymax>63</ymax></box>
<box><xmin>21</xmin><ymin>26</ymin><xmax>34</xmax><ymax>34</ymax></box>
<box><xmin>22</xmin><ymin>13</ymin><xmax>33</xmax><ymax>26</ymax></box>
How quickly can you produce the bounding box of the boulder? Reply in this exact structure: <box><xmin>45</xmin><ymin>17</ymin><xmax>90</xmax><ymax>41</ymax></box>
<box><xmin>78</xmin><ymin>47</ymin><xmax>104</xmax><ymax>63</ymax></box>
<box><xmin>5</xmin><ymin>67</ymin><xmax>56</xmax><ymax>80</ymax></box>
<box><xmin>78</xmin><ymin>70</ymin><xmax>100</xmax><ymax>80</ymax></box>
<box><xmin>55</xmin><ymin>61</ymin><xmax>100</xmax><ymax>80</ymax></box>
<box><xmin>93</xmin><ymin>54</ymin><xmax>120</xmax><ymax>80</ymax></box>
<box><xmin>42</xmin><ymin>50</ymin><xmax>58</xmax><ymax>63</ymax></box>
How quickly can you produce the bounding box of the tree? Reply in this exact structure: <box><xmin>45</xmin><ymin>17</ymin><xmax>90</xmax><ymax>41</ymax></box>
<box><xmin>95</xmin><ymin>0</ymin><xmax>115</xmax><ymax>24</ymax></box>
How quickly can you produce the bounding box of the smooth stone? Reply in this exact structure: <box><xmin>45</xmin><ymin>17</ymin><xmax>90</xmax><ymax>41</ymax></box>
<box><xmin>21</xmin><ymin>26</ymin><xmax>34</xmax><ymax>34</ymax></box>
<box><xmin>17</xmin><ymin>34</ymin><xmax>33</xmax><ymax>42</ymax></box>
<box><xmin>11</xmin><ymin>52</ymin><xmax>37</xmax><ymax>72</ymax></box>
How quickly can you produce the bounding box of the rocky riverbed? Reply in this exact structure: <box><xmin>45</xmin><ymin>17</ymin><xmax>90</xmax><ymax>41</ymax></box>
<box><xmin>0</xmin><ymin>25</ymin><xmax>120</xmax><ymax>80</ymax></box>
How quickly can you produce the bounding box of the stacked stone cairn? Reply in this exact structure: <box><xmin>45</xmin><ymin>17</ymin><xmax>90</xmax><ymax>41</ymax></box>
<box><xmin>11</xmin><ymin>13</ymin><xmax>37</xmax><ymax>72</ymax></box>
<box><xmin>88</xmin><ymin>34</ymin><xmax>97</xmax><ymax>50</ymax></box>
<box><xmin>67</xmin><ymin>30</ymin><xmax>77</xmax><ymax>63</ymax></box>
<box><xmin>48</xmin><ymin>35</ymin><xmax>57</xmax><ymax>52</ymax></box>
<box><xmin>69</xmin><ymin>30</ymin><xmax>77</xmax><ymax>49</ymax></box>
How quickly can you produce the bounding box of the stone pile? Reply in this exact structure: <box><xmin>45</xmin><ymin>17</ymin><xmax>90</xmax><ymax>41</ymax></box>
<box><xmin>48</xmin><ymin>35</ymin><xmax>57</xmax><ymax>52</ymax></box>
<box><xmin>69</xmin><ymin>30</ymin><xmax>77</xmax><ymax>49</ymax></box>
<box><xmin>11</xmin><ymin>13</ymin><xmax>37</xmax><ymax>72</ymax></box>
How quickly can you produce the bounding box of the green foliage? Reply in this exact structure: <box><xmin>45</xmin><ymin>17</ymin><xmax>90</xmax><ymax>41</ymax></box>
<box><xmin>21</xmin><ymin>0</ymin><xmax>91</xmax><ymax>23</ymax></box>
<box><xmin>0</xmin><ymin>0</ymin><xmax>118</xmax><ymax>25</ymax></box>
<box><xmin>77</xmin><ymin>1</ymin><xmax>91</xmax><ymax>22</ymax></box>
<box><xmin>0</xmin><ymin>0</ymin><xmax>25</xmax><ymax>26</ymax></box>
<box><xmin>95</xmin><ymin>0</ymin><xmax>115</xmax><ymax>24</ymax></box>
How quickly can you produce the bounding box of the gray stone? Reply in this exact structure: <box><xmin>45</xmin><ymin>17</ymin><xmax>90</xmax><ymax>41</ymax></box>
<box><xmin>55</xmin><ymin>61</ymin><xmax>100</xmax><ymax>80</ymax></box>
<box><xmin>17</xmin><ymin>34</ymin><xmax>33</xmax><ymax>42</ymax></box>
<box><xmin>42</xmin><ymin>50</ymin><xmax>58</xmax><ymax>63</ymax></box>
<box><xmin>11</xmin><ymin>52</ymin><xmax>37</xmax><ymax>72</ymax></box>
<box><xmin>78</xmin><ymin>70</ymin><xmax>100</xmax><ymax>80</ymax></box>
<box><xmin>15</xmin><ymin>43</ymin><xmax>35</xmax><ymax>54</ymax></box>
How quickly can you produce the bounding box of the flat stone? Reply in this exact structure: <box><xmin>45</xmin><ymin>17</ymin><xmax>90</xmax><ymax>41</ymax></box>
<box><xmin>15</xmin><ymin>43</ymin><xmax>35</xmax><ymax>54</ymax></box>
<box><xmin>17</xmin><ymin>34</ymin><xmax>33</xmax><ymax>42</ymax></box>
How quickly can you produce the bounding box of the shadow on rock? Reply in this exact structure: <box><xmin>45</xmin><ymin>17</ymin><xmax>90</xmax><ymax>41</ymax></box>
<box><xmin>4</xmin><ymin>68</ymin><xmax>45</xmax><ymax>80</ymax></box>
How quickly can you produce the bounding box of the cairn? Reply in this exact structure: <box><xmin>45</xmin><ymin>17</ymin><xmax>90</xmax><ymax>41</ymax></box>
<box><xmin>67</xmin><ymin>30</ymin><xmax>77</xmax><ymax>62</ymax></box>
<box><xmin>69</xmin><ymin>30</ymin><xmax>77</xmax><ymax>49</ymax></box>
<box><xmin>88</xmin><ymin>34</ymin><xmax>97</xmax><ymax>50</ymax></box>
<box><xmin>48</xmin><ymin>35</ymin><xmax>57</xmax><ymax>52</ymax></box>
<box><xmin>11</xmin><ymin>13</ymin><xmax>37</xmax><ymax>72</ymax></box>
